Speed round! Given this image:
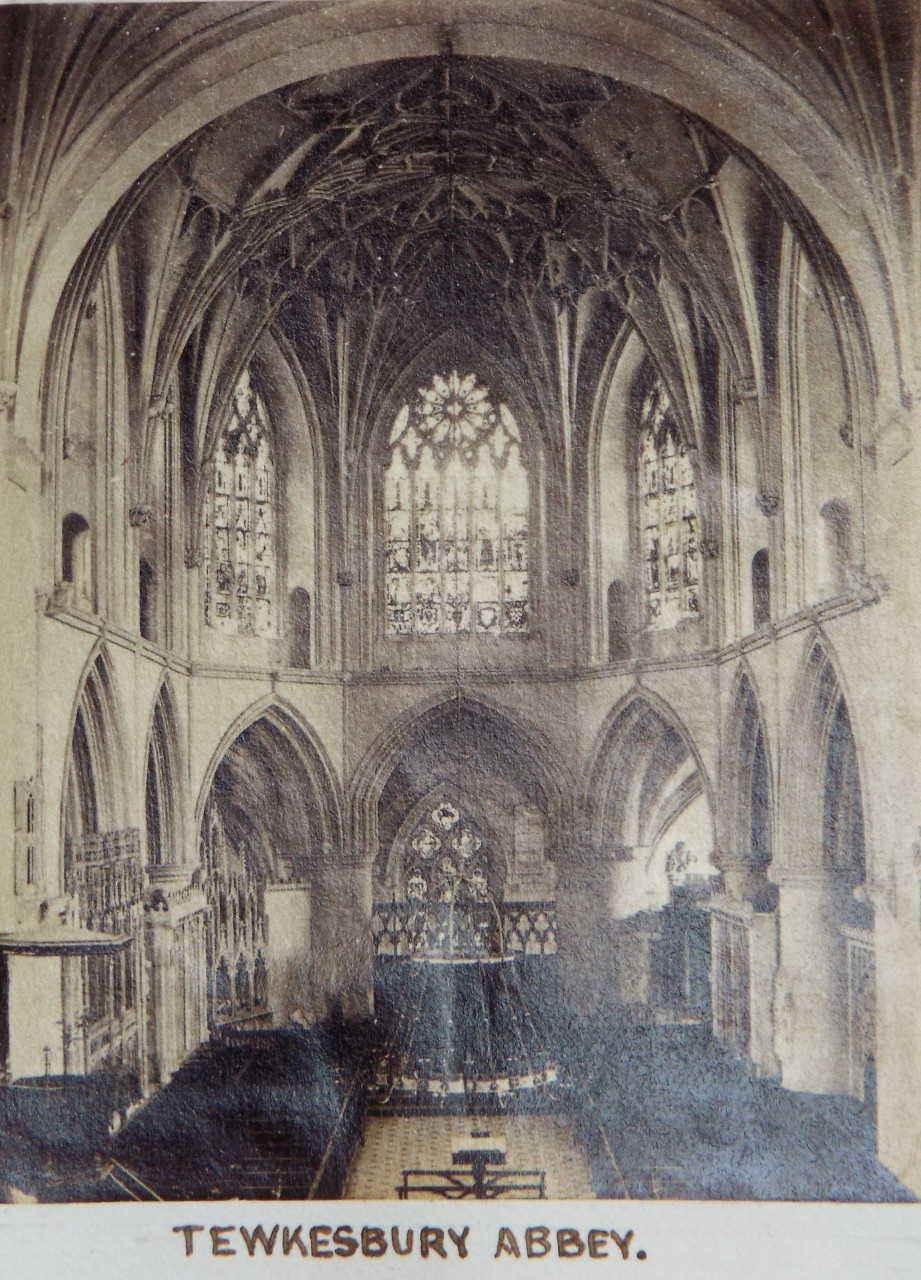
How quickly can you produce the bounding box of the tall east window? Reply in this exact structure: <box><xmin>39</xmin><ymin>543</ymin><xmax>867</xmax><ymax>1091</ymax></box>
<box><xmin>203</xmin><ymin>369</ymin><xmax>275</xmax><ymax>635</ymax></box>
<box><xmin>640</xmin><ymin>381</ymin><xmax>699</xmax><ymax>629</ymax></box>
<box><xmin>384</xmin><ymin>371</ymin><xmax>529</xmax><ymax>637</ymax></box>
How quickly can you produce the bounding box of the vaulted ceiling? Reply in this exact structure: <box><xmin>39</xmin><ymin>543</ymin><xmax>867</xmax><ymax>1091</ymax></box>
<box><xmin>117</xmin><ymin>52</ymin><xmax>778</xmax><ymax>474</ymax></box>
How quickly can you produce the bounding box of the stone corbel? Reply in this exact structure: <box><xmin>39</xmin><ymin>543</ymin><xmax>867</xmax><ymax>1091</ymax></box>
<box><xmin>0</xmin><ymin>380</ymin><xmax>16</xmax><ymax>424</ymax></box>
<box><xmin>756</xmin><ymin>491</ymin><xmax>779</xmax><ymax>518</ymax></box>
<box><xmin>147</xmin><ymin>393</ymin><xmax>168</xmax><ymax>424</ymax></box>
<box><xmin>869</xmin><ymin>394</ymin><xmax>916</xmax><ymax>468</ymax></box>
<box><xmin>129</xmin><ymin>503</ymin><xmax>154</xmax><ymax>528</ymax></box>
<box><xmin>846</xmin><ymin>566</ymin><xmax>889</xmax><ymax>606</ymax></box>
<box><xmin>184</xmin><ymin>544</ymin><xmax>203</xmax><ymax>569</ymax></box>
<box><xmin>732</xmin><ymin>375</ymin><xmax>758</xmax><ymax>404</ymax></box>
<box><xmin>864</xmin><ymin>862</ymin><xmax>898</xmax><ymax>918</ymax></box>
<box><xmin>716</xmin><ymin>852</ymin><xmax>766</xmax><ymax>905</ymax></box>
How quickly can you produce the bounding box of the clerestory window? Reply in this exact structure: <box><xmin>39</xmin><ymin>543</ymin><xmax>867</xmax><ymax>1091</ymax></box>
<box><xmin>384</xmin><ymin>371</ymin><xmax>529</xmax><ymax>637</ymax></box>
<box><xmin>640</xmin><ymin>381</ymin><xmax>699</xmax><ymax>629</ymax></box>
<box><xmin>203</xmin><ymin>369</ymin><xmax>275</xmax><ymax>635</ymax></box>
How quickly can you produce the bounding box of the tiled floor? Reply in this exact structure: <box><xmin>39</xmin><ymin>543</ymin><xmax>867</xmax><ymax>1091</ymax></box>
<box><xmin>344</xmin><ymin>1114</ymin><xmax>594</xmax><ymax>1199</ymax></box>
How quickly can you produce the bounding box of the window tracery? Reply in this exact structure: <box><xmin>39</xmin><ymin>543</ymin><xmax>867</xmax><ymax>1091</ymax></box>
<box><xmin>384</xmin><ymin>371</ymin><xmax>529</xmax><ymax>637</ymax></box>
<box><xmin>203</xmin><ymin>369</ymin><xmax>275</xmax><ymax>635</ymax></box>
<box><xmin>640</xmin><ymin>382</ymin><xmax>699</xmax><ymax>629</ymax></box>
<box><xmin>400</xmin><ymin>800</ymin><xmax>501</xmax><ymax>958</ymax></box>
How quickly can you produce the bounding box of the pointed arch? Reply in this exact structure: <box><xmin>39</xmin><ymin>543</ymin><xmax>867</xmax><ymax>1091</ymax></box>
<box><xmin>59</xmin><ymin>645</ymin><xmax>141</xmax><ymax>1073</ymax></box>
<box><xmin>62</xmin><ymin>644</ymin><xmax>128</xmax><ymax>849</ymax></box>
<box><xmin>352</xmin><ymin>690</ymin><xmax>574</xmax><ymax>869</ymax></box>
<box><xmin>783</xmin><ymin>636</ymin><xmax>867</xmax><ymax>884</ymax></box>
<box><xmin>194</xmin><ymin>697</ymin><xmax>343</xmax><ymax>862</ymax></box>
<box><xmin>364</xmin><ymin>328</ymin><xmax>546</xmax><ymax>475</ymax></box>
<box><xmin>583</xmin><ymin>687</ymin><xmax>713</xmax><ymax>852</ymax></box>
<box><xmin>194</xmin><ymin>698</ymin><xmax>343</xmax><ymax>1029</ymax></box>
<box><xmin>144</xmin><ymin>675</ymin><xmax>184</xmax><ymax>867</ymax></box>
<box><xmin>721</xmin><ymin>663</ymin><xmax>774</xmax><ymax>875</ymax></box>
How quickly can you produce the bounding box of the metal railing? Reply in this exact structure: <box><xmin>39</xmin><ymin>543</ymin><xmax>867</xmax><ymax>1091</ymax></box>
<box><xmin>396</xmin><ymin>1165</ymin><xmax>546</xmax><ymax>1200</ymax></box>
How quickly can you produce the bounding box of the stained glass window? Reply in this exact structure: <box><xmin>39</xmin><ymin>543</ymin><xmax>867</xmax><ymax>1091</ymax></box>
<box><xmin>384</xmin><ymin>371</ymin><xmax>529</xmax><ymax>637</ymax></box>
<box><xmin>203</xmin><ymin>369</ymin><xmax>275</xmax><ymax>635</ymax></box>
<box><xmin>401</xmin><ymin>799</ymin><xmax>500</xmax><ymax>958</ymax></box>
<box><xmin>640</xmin><ymin>381</ymin><xmax>699</xmax><ymax>628</ymax></box>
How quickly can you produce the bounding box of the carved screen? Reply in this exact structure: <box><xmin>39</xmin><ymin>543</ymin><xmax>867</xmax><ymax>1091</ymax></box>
<box><xmin>200</xmin><ymin>799</ymin><xmax>269</xmax><ymax>1025</ymax></box>
<box><xmin>384</xmin><ymin>371</ymin><xmax>529</xmax><ymax>637</ymax></box>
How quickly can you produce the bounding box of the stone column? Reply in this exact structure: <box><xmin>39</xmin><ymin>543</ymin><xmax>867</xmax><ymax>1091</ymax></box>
<box><xmin>61</xmin><ymin>954</ymin><xmax>85</xmax><ymax>1076</ymax></box>
<box><xmin>718</xmin><ymin>852</ymin><xmax>768</xmax><ymax>906</ymax></box>
<box><xmin>555</xmin><ymin>848</ymin><xmax>616</xmax><ymax>1016</ymax></box>
<box><xmin>709</xmin><ymin>853</ymin><xmax>779</xmax><ymax>1075</ymax></box>
<box><xmin>308</xmin><ymin>857</ymin><xmax>374</xmax><ymax>1021</ymax></box>
<box><xmin>607</xmin><ymin>846</ymin><xmax>666</xmax><ymax>1011</ymax></box>
<box><xmin>143</xmin><ymin>868</ymin><xmax>209</xmax><ymax>1085</ymax></box>
<box><xmin>708</xmin><ymin>892</ymin><xmax>779</xmax><ymax>1076</ymax></box>
<box><xmin>773</xmin><ymin>872</ymin><xmax>850</xmax><ymax>1094</ymax></box>
<box><xmin>608</xmin><ymin>913</ymin><xmax>661</xmax><ymax>1007</ymax></box>
<box><xmin>264</xmin><ymin>882</ymin><xmax>311</xmax><ymax>1023</ymax></box>
<box><xmin>145</xmin><ymin>909</ymin><xmax>178</xmax><ymax>1085</ymax></box>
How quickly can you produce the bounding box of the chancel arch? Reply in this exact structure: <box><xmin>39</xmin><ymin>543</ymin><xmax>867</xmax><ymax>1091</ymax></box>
<box><xmin>353</xmin><ymin>692</ymin><xmax>573</xmax><ymax>870</ymax></box>
<box><xmin>359</xmin><ymin>693</ymin><xmax>568</xmax><ymax>962</ymax></box>
<box><xmin>358</xmin><ymin>692</ymin><xmax>568</xmax><ymax>1105</ymax></box>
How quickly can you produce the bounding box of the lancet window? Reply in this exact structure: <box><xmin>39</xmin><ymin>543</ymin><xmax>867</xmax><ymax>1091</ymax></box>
<box><xmin>384</xmin><ymin>371</ymin><xmax>529</xmax><ymax>637</ymax></box>
<box><xmin>203</xmin><ymin>369</ymin><xmax>275</xmax><ymax>635</ymax></box>
<box><xmin>640</xmin><ymin>382</ymin><xmax>699</xmax><ymax>629</ymax></box>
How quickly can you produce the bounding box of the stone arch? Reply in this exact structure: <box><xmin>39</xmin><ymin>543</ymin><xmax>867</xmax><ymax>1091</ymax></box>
<box><xmin>195</xmin><ymin>699</ymin><xmax>346</xmax><ymax>1028</ymax></box>
<box><xmin>782</xmin><ymin>636</ymin><xmax>868</xmax><ymax>880</ymax></box>
<box><xmin>360</xmin><ymin>327</ymin><xmax>548</xmax><ymax>489</ymax></box>
<box><xmin>719</xmin><ymin>663</ymin><xmax>775</xmax><ymax>902</ymax></box>
<box><xmin>144</xmin><ymin>675</ymin><xmax>184</xmax><ymax>868</ymax></box>
<box><xmin>58</xmin><ymin>644</ymin><xmax>141</xmax><ymax>1076</ymax></box>
<box><xmin>583</xmin><ymin>687</ymin><xmax>714</xmax><ymax>854</ymax></box>
<box><xmin>774</xmin><ymin>634</ymin><xmax>872</xmax><ymax>1097</ymax></box>
<box><xmin>194</xmin><ymin>697</ymin><xmax>343</xmax><ymax>865</ymax></box>
<box><xmin>352</xmin><ymin>690</ymin><xmax>574</xmax><ymax>871</ymax></box>
<box><xmin>61</xmin><ymin>643</ymin><xmax>128</xmax><ymax>852</ymax></box>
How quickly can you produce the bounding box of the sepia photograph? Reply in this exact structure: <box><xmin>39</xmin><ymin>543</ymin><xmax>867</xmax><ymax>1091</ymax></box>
<box><xmin>0</xmin><ymin>0</ymin><xmax>918</xmax><ymax>1259</ymax></box>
